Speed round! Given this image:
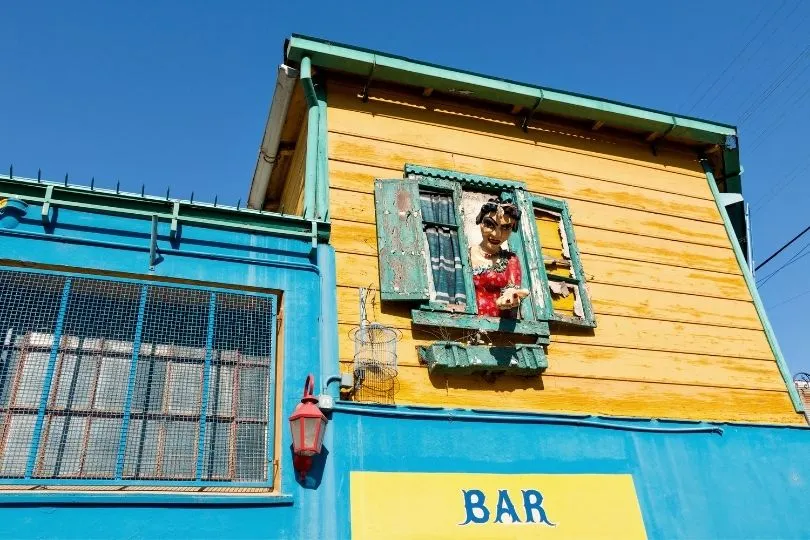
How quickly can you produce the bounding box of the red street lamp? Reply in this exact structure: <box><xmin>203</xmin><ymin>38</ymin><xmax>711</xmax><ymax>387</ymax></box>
<box><xmin>288</xmin><ymin>374</ymin><xmax>328</xmax><ymax>481</ymax></box>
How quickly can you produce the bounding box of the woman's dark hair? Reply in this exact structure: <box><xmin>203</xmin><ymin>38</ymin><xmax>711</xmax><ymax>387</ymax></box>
<box><xmin>475</xmin><ymin>198</ymin><xmax>521</xmax><ymax>231</ymax></box>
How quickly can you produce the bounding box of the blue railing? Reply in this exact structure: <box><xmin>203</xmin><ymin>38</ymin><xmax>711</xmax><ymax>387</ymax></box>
<box><xmin>0</xmin><ymin>267</ymin><xmax>277</xmax><ymax>487</ymax></box>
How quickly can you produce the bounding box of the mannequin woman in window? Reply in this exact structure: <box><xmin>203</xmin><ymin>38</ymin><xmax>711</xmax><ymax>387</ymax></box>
<box><xmin>469</xmin><ymin>199</ymin><xmax>530</xmax><ymax>317</ymax></box>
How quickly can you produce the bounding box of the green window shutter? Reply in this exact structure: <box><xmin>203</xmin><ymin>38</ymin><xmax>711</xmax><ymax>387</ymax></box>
<box><xmin>514</xmin><ymin>189</ymin><xmax>552</xmax><ymax>320</ymax></box>
<box><xmin>374</xmin><ymin>179</ymin><xmax>430</xmax><ymax>301</ymax></box>
<box><xmin>529</xmin><ymin>195</ymin><xmax>596</xmax><ymax>328</ymax></box>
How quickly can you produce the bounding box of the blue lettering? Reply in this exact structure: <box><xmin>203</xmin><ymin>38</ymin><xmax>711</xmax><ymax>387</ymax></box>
<box><xmin>494</xmin><ymin>489</ymin><xmax>521</xmax><ymax>523</ymax></box>
<box><xmin>460</xmin><ymin>489</ymin><xmax>490</xmax><ymax>525</ymax></box>
<box><xmin>522</xmin><ymin>489</ymin><xmax>555</xmax><ymax>526</ymax></box>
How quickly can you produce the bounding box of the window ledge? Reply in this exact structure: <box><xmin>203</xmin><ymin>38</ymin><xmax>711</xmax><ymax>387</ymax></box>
<box><xmin>411</xmin><ymin>309</ymin><xmax>550</xmax><ymax>341</ymax></box>
<box><xmin>0</xmin><ymin>491</ymin><xmax>294</xmax><ymax>506</ymax></box>
<box><xmin>418</xmin><ymin>342</ymin><xmax>548</xmax><ymax>375</ymax></box>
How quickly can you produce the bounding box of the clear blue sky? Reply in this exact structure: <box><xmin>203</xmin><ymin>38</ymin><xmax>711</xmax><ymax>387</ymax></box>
<box><xmin>4</xmin><ymin>1</ymin><xmax>810</xmax><ymax>374</ymax></box>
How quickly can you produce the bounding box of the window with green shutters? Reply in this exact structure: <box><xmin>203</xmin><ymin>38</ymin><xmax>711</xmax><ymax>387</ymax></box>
<box><xmin>373</xmin><ymin>164</ymin><xmax>596</xmax><ymax>338</ymax></box>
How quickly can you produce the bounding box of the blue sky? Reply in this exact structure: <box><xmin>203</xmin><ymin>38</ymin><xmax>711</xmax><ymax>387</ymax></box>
<box><xmin>4</xmin><ymin>1</ymin><xmax>810</xmax><ymax>374</ymax></box>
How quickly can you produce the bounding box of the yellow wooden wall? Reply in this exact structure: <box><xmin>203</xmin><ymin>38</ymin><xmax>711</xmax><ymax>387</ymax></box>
<box><xmin>324</xmin><ymin>80</ymin><xmax>802</xmax><ymax>425</ymax></box>
<box><xmin>278</xmin><ymin>118</ymin><xmax>307</xmax><ymax>216</ymax></box>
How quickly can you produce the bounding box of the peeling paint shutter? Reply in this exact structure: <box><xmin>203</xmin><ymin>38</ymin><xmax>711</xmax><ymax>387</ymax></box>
<box><xmin>374</xmin><ymin>179</ymin><xmax>430</xmax><ymax>301</ymax></box>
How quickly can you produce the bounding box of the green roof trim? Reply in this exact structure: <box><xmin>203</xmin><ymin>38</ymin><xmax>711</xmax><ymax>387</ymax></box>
<box><xmin>0</xmin><ymin>174</ymin><xmax>329</xmax><ymax>241</ymax></box>
<box><xmin>286</xmin><ymin>34</ymin><xmax>737</xmax><ymax>146</ymax></box>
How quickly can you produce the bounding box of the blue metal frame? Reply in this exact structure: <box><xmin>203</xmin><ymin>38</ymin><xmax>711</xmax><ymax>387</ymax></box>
<box><xmin>266</xmin><ymin>297</ymin><xmax>279</xmax><ymax>483</ymax></box>
<box><xmin>0</xmin><ymin>264</ymin><xmax>284</xmax><ymax>297</ymax></box>
<box><xmin>2</xmin><ymin>266</ymin><xmax>279</xmax><ymax>488</ymax></box>
<box><xmin>115</xmin><ymin>285</ymin><xmax>149</xmax><ymax>477</ymax></box>
<box><xmin>24</xmin><ymin>278</ymin><xmax>72</xmax><ymax>477</ymax></box>
<box><xmin>195</xmin><ymin>292</ymin><xmax>217</xmax><ymax>480</ymax></box>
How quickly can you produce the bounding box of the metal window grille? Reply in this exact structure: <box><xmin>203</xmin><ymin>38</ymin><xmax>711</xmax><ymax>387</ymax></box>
<box><xmin>0</xmin><ymin>268</ymin><xmax>276</xmax><ymax>487</ymax></box>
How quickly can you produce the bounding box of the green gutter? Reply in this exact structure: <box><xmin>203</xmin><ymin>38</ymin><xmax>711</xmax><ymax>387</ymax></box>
<box><xmin>701</xmin><ymin>161</ymin><xmax>804</xmax><ymax>414</ymax></box>
<box><xmin>300</xmin><ymin>56</ymin><xmax>319</xmax><ymax>220</ymax></box>
<box><xmin>286</xmin><ymin>34</ymin><xmax>736</xmax><ymax>145</ymax></box>
<box><xmin>316</xmin><ymin>81</ymin><xmax>329</xmax><ymax>220</ymax></box>
<box><xmin>299</xmin><ymin>55</ymin><xmax>330</xmax><ymax>221</ymax></box>
<box><xmin>0</xmin><ymin>174</ymin><xmax>330</xmax><ymax>241</ymax></box>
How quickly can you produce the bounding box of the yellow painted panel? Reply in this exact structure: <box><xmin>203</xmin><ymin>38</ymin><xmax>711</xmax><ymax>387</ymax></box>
<box><xmin>279</xmin><ymin>119</ymin><xmax>307</xmax><ymax>216</ymax></box>
<box><xmin>336</xmin><ymin>288</ymin><xmax>784</xmax><ymax>390</ymax></box>
<box><xmin>535</xmin><ymin>213</ymin><xmax>569</xmax><ymax>278</ymax></box>
<box><xmin>329</xmin><ymin>209</ymin><xmax>739</xmax><ymax>275</ymax></box>
<box><xmin>338</xmin><ymin>314</ymin><xmax>774</xmax><ymax>362</ymax></box>
<box><xmin>564</xmin><ymin>198</ymin><xmax>729</xmax><ymax>247</ymax></box>
<box><xmin>581</xmin><ymin>255</ymin><xmax>751</xmax><ymax>301</ymax></box>
<box><xmin>328</xmin><ymin>137</ymin><xmax>723</xmax><ymax>224</ymax></box>
<box><xmin>327</xmin><ymin>86</ymin><xmax>711</xmax><ymax>199</ymax></box>
<box><xmin>336</xmin><ymin>282</ymin><xmax>763</xmax><ymax>338</ymax></box>
<box><xmin>350</xmin><ymin>472</ymin><xmax>647</xmax><ymax>540</ymax></box>
<box><xmin>329</xmin><ymin>174</ymin><xmax>730</xmax><ymax>249</ymax></box>
<box><xmin>573</xmin><ymin>227</ymin><xmax>739</xmax><ymax>275</ymax></box>
<box><xmin>543</xmin><ymin>342</ymin><xmax>787</xmax><ymax>391</ymax></box>
<box><xmin>551</xmin><ymin>289</ymin><xmax>576</xmax><ymax>317</ymax></box>
<box><xmin>555</xmin><ymin>314</ymin><xmax>771</xmax><ymax>358</ymax></box>
<box><xmin>330</xmin><ymin>82</ymin><xmax>703</xmax><ymax>176</ymax></box>
<box><xmin>336</xmin><ymin>334</ymin><xmax>787</xmax><ymax>391</ymax></box>
<box><xmin>335</xmin><ymin>249</ymin><xmax>753</xmax><ymax>316</ymax></box>
<box><xmin>587</xmin><ymin>282</ymin><xmax>760</xmax><ymax>329</ymax></box>
<box><xmin>341</xmin><ymin>363</ymin><xmax>803</xmax><ymax>424</ymax></box>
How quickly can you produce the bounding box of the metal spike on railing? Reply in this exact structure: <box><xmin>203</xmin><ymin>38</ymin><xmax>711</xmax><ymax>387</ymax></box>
<box><xmin>64</xmin><ymin>173</ymin><xmax>69</xmax><ymax>186</ymax></box>
<box><xmin>236</xmin><ymin>198</ymin><xmax>241</xmax><ymax>210</ymax></box>
<box><xmin>90</xmin><ymin>177</ymin><xmax>95</xmax><ymax>190</ymax></box>
<box><xmin>116</xmin><ymin>180</ymin><xmax>120</xmax><ymax>194</ymax></box>
<box><xmin>213</xmin><ymin>195</ymin><xmax>218</xmax><ymax>207</ymax></box>
<box><xmin>166</xmin><ymin>187</ymin><xmax>170</xmax><ymax>200</ymax></box>
<box><xmin>190</xmin><ymin>191</ymin><xmax>194</xmax><ymax>204</ymax></box>
<box><xmin>37</xmin><ymin>169</ymin><xmax>41</xmax><ymax>183</ymax></box>
<box><xmin>9</xmin><ymin>164</ymin><xmax>13</xmax><ymax>179</ymax></box>
<box><xmin>141</xmin><ymin>184</ymin><xmax>145</xmax><ymax>197</ymax></box>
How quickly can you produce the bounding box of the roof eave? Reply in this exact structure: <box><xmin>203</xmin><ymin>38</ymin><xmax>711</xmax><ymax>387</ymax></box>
<box><xmin>286</xmin><ymin>34</ymin><xmax>737</xmax><ymax>147</ymax></box>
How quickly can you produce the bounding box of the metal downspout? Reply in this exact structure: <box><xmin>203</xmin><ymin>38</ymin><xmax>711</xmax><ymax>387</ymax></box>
<box><xmin>702</xmin><ymin>159</ymin><xmax>805</xmax><ymax>415</ymax></box>
<box><xmin>300</xmin><ymin>57</ymin><xmax>320</xmax><ymax>220</ymax></box>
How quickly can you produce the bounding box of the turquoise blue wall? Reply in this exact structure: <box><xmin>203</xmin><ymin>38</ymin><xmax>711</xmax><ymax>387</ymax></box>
<box><xmin>328</xmin><ymin>405</ymin><xmax>810</xmax><ymax>540</ymax></box>
<box><xmin>0</xmin><ymin>199</ymin><xmax>336</xmax><ymax>539</ymax></box>
<box><xmin>1</xmin><ymin>199</ymin><xmax>809</xmax><ymax>540</ymax></box>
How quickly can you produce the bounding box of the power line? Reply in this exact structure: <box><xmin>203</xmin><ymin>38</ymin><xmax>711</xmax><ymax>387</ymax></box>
<box><xmin>767</xmin><ymin>286</ymin><xmax>810</xmax><ymax>311</ymax></box>
<box><xmin>748</xmin><ymin>83</ymin><xmax>810</xmax><ymax>152</ymax></box>
<box><xmin>738</xmin><ymin>46</ymin><xmax>810</xmax><ymax>125</ymax></box>
<box><xmin>751</xmin><ymin>158</ymin><xmax>810</xmax><ymax>214</ymax></box>
<box><xmin>757</xmin><ymin>241</ymin><xmax>810</xmax><ymax>287</ymax></box>
<box><xmin>684</xmin><ymin>1</ymin><xmax>788</xmax><ymax>114</ymax></box>
<box><xmin>678</xmin><ymin>2</ymin><xmax>772</xmax><ymax>110</ymax></box>
<box><xmin>701</xmin><ymin>1</ymin><xmax>804</xmax><ymax>113</ymax></box>
<box><xmin>754</xmin><ymin>223</ymin><xmax>810</xmax><ymax>272</ymax></box>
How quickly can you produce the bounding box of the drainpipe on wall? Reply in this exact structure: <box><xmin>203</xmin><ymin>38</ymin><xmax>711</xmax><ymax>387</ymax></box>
<box><xmin>300</xmin><ymin>56</ymin><xmax>320</xmax><ymax>221</ymax></box>
<box><xmin>248</xmin><ymin>64</ymin><xmax>299</xmax><ymax>210</ymax></box>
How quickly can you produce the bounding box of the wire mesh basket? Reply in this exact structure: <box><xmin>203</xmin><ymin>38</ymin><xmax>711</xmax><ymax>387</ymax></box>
<box><xmin>349</xmin><ymin>323</ymin><xmax>398</xmax><ymax>404</ymax></box>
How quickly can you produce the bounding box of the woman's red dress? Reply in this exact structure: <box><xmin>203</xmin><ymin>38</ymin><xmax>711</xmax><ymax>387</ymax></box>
<box><xmin>472</xmin><ymin>251</ymin><xmax>522</xmax><ymax>317</ymax></box>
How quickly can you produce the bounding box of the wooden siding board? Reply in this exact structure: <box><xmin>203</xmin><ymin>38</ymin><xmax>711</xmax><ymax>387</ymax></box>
<box><xmin>336</xmin><ymin>291</ymin><xmax>783</xmax><ymax>391</ymax></box>
<box><xmin>337</xmin><ymin>315</ymin><xmax>774</xmax><ymax>364</ymax></box>
<box><xmin>581</xmin><ymin>255</ymin><xmax>751</xmax><ymax>302</ymax></box>
<box><xmin>336</xmin><ymin>279</ymin><xmax>763</xmax><ymax>332</ymax></box>
<box><xmin>327</xmin><ymin>87</ymin><xmax>712</xmax><ymax>199</ymax></box>
<box><xmin>330</xmin><ymin>168</ymin><xmax>731</xmax><ymax>248</ymax></box>
<box><xmin>279</xmin><ymin>119</ymin><xmax>307</xmax><ymax>215</ymax></box>
<box><xmin>329</xmin><ymin>84</ymin><xmax>707</xmax><ymax>175</ymax></box>
<box><xmin>335</xmin><ymin>251</ymin><xmax>753</xmax><ymax>318</ymax></box>
<box><xmin>330</xmin><ymin>210</ymin><xmax>741</xmax><ymax>275</ymax></box>
<box><xmin>328</xmin><ymin>137</ymin><xmax>723</xmax><ymax>224</ymax></box>
<box><xmin>340</xmin><ymin>362</ymin><xmax>804</xmax><ymax>425</ymax></box>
